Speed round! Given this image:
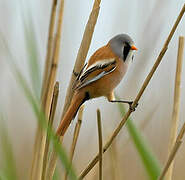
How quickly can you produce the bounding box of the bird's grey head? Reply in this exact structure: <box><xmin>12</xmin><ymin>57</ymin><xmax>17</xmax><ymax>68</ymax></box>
<box><xmin>109</xmin><ymin>34</ymin><xmax>137</xmax><ymax>62</ymax></box>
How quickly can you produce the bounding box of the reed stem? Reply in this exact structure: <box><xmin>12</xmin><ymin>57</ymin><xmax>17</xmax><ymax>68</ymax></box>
<box><xmin>33</xmin><ymin>0</ymin><xmax>64</xmax><ymax>179</ymax></box>
<box><xmin>60</xmin><ymin>0</ymin><xmax>101</xmax><ymax>119</ymax></box>
<box><xmin>30</xmin><ymin>1</ymin><xmax>58</xmax><ymax>179</ymax></box>
<box><xmin>97</xmin><ymin>109</ymin><xmax>103</xmax><ymax>180</ymax></box>
<box><xmin>42</xmin><ymin>82</ymin><xmax>59</xmax><ymax>180</ymax></box>
<box><xmin>158</xmin><ymin>36</ymin><xmax>184</xmax><ymax>180</ymax></box>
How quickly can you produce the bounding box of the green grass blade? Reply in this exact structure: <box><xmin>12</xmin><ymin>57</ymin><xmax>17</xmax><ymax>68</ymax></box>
<box><xmin>0</xmin><ymin>37</ymin><xmax>77</xmax><ymax>180</ymax></box>
<box><xmin>23</xmin><ymin>15</ymin><xmax>41</xmax><ymax>99</ymax></box>
<box><xmin>0</xmin><ymin>114</ymin><xmax>18</xmax><ymax>180</ymax></box>
<box><xmin>116</xmin><ymin>96</ymin><xmax>161</xmax><ymax>180</ymax></box>
<box><xmin>53</xmin><ymin>167</ymin><xmax>60</xmax><ymax>180</ymax></box>
<box><xmin>13</xmin><ymin>64</ymin><xmax>78</xmax><ymax>180</ymax></box>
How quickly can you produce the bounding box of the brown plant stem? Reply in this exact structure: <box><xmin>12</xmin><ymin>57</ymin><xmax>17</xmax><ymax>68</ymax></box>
<box><xmin>61</xmin><ymin>0</ymin><xmax>101</xmax><ymax>119</ymax></box>
<box><xmin>43</xmin><ymin>0</ymin><xmax>64</xmax><ymax>114</ymax></box>
<box><xmin>41</xmin><ymin>0</ymin><xmax>58</xmax><ymax>101</ymax></box>
<box><xmin>47</xmin><ymin>0</ymin><xmax>102</xmax><ymax>178</ymax></box>
<box><xmin>97</xmin><ymin>109</ymin><xmax>103</xmax><ymax>180</ymax></box>
<box><xmin>33</xmin><ymin>0</ymin><xmax>64</xmax><ymax>179</ymax></box>
<box><xmin>78</xmin><ymin>4</ymin><xmax>185</xmax><ymax>179</ymax></box>
<box><xmin>158</xmin><ymin>36</ymin><xmax>184</xmax><ymax>180</ymax></box>
<box><xmin>30</xmin><ymin>1</ymin><xmax>58</xmax><ymax>179</ymax></box>
<box><xmin>64</xmin><ymin>105</ymin><xmax>84</xmax><ymax>180</ymax></box>
<box><xmin>42</xmin><ymin>82</ymin><xmax>59</xmax><ymax>180</ymax></box>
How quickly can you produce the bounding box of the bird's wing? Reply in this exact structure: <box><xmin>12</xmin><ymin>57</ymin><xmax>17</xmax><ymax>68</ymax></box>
<box><xmin>72</xmin><ymin>63</ymin><xmax>88</xmax><ymax>89</ymax></box>
<box><xmin>73</xmin><ymin>58</ymin><xmax>116</xmax><ymax>90</ymax></box>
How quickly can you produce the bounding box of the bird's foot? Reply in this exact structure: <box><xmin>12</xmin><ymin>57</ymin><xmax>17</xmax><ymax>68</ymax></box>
<box><xmin>128</xmin><ymin>101</ymin><xmax>138</xmax><ymax>112</ymax></box>
<box><xmin>110</xmin><ymin>100</ymin><xmax>138</xmax><ymax>112</ymax></box>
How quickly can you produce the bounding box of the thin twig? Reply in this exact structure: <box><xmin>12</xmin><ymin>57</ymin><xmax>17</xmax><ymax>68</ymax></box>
<box><xmin>78</xmin><ymin>4</ymin><xmax>185</xmax><ymax>179</ymax></box>
<box><xmin>34</xmin><ymin>0</ymin><xmax>64</xmax><ymax>179</ymax></box>
<box><xmin>30</xmin><ymin>1</ymin><xmax>58</xmax><ymax>179</ymax></box>
<box><xmin>97</xmin><ymin>109</ymin><xmax>103</xmax><ymax>180</ymax></box>
<box><xmin>64</xmin><ymin>105</ymin><xmax>84</xmax><ymax>180</ymax></box>
<box><xmin>61</xmin><ymin>0</ymin><xmax>101</xmax><ymax>119</ymax></box>
<box><xmin>47</xmin><ymin>0</ymin><xmax>102</xmax><ymax>178</ymax></box>
<box><xmin>158</xmin><ymin>36</ymin><xmax>184</xmax><ymax>180</ymax></box>
<box><xmin>42</xmin><ymin>82</ymin><xmax>59</xmax><ymax>180</ymax></box>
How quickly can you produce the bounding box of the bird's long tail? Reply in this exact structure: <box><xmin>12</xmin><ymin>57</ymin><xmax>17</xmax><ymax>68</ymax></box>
<box><xmin>56</xmin><ymin>91</ymin><xmax>87</xmax><ymax>136</ymax></box>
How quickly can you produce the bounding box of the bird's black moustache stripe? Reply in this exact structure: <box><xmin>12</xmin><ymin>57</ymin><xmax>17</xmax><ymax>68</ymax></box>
<box><xmin>123</xmin><ymin>44</ymin><xmax>130</xmax><ymax>61</ymax></box>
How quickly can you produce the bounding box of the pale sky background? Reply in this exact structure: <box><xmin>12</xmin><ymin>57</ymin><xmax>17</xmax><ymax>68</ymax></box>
<box><xmin>0</xmin><ymin>0</ymin><xmax>185</xmax><ymax>179</ymax></box>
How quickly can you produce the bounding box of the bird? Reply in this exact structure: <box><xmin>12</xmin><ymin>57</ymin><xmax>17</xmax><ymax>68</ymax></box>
<box><xmin>56</xmin><ymin>34</ymin><xmax>138</xmax><ymax>136</ymax></box>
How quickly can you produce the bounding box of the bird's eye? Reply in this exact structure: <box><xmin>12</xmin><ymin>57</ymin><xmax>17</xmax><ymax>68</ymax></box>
<box><xmin>123</xmin><ymin>43</ymin><xmax>130</xmax><ymax>61</ymax></box>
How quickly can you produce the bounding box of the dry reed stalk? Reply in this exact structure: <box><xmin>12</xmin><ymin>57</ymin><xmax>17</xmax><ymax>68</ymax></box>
<box><xmin>30</xmin><ymin>1</ymin><xmax>58</xmax><ymax>179</ymax></box>
<box><xmin>42</xmin><ymin>82</ymin><xmax>59</xmax><ymax>180</ymax></box>
<box><xmin>46</xmin><ymin>0</ymin><xmax>101</xmax><ymax>177</ymax></box>
<box><xmin>158</xmin><ymin>36</ymin><xmax>184</xmax><ymax>180</ymax></box>
<box><xmin>165</xmin><ymin>36</ymin><xmax>184</xmax><ymax>179</ymax></box>
<box><xmin>43</xmin><ymin>0</ymin><xmax>64</xmax><ymax>115</ymax></box>
<box><xmin>97</xmin><ymin>109</ymin><xmax>103</xmax><ymax>180</ymax></box>
<box><xmin>64</xmin><ymin>105</ymin><xmax>84</xmax><ymax>180</ymax></box>
<box><xmin>33</xmin><ymin>0</ymin><xmax>65</xmax><ymax>179</ymax></box>
<box><xmin>41</xmin><ymin>0</ymin><xmax>58</xmax><ymax>101</ymax></box>
<box><xmin>61</xmin><ymin>0</ymin><xmax>101</xmax><ymax>118</ymax></box>
<box><xmin>78</xmin><ymin>4</ymin><xmax>185</xmax><ymax>179</ymax></box>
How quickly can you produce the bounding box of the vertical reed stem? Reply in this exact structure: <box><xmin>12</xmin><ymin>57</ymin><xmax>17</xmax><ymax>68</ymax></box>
<box><xmin>33</xmin><ymin>0</ymin><xmax>64</xmax><ymax>179</ymax></box>
<box><xmin>61</xmin><ymin>0</ymin><xmax>101</xmax><ymax>119</ymax></box>
<box><xmin>97</xmin><ymin>109</ymin><xmax>103</xmax><ymax>180</ymax></box>
<box><xmin>30</xmin><ymin>1</ymin><xmax>58</xmax><ymax>179</ymax></box>
<box><xmin>42</xmin><ymin>82</ymin><xmax>59</xmax><ymax>180</ymax></box>
<box><xmin>41</xmin><ymin>0</ymin><xmax>58</xmax><ymax>100</ymax></box>
<box><xmin>158</xmin><ymin>36</ymin><xmax>184</xmax><ymax>180</ymax></box>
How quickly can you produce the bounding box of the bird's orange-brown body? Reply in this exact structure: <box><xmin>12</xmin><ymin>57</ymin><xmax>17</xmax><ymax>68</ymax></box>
<box><xmin>56</xmin><ymin>34</ymin><xmax>137</xmax><ymax>136</ymax></box>
<box><xmin>83</xmin><ymin>44</ymin><xmax>128</xmax><ymax>98</ymax></box>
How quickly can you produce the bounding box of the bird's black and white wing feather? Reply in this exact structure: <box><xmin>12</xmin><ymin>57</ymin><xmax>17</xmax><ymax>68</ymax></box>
<box><xmin>73</xmin><ymin>58</ymin><xmax>116</xmax><ymax>90</ymax></box>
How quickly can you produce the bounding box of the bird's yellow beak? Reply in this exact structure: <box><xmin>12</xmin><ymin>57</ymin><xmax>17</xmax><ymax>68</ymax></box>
<box><xmin>131</xmin><ymin>45</ymin><xmax>138</xmax><ymax>50</ymax></box>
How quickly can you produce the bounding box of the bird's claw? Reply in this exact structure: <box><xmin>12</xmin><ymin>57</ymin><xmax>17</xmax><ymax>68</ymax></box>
<box><xmin>128</xmin><ymin>101</ymin><xmax>138</xmax><ymax>112</ymax></box>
